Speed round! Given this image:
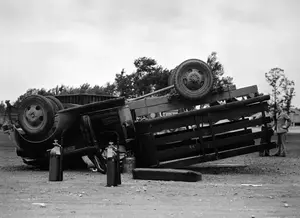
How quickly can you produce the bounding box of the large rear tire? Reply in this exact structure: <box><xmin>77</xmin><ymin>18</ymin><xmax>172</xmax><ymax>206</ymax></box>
<box><xmin>18</xmin><ymin>95</ymin><xmax>55</xmax><ymax>136</ymax></box>
<box><xmin>174</xmin><ymin>59</ymin><xmax>213</xmax><ymax>100</ymax></box>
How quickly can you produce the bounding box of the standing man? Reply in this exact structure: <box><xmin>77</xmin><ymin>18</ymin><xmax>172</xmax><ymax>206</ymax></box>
<box><xmin>259</xmin><ymin>110</ymin><xmax>274</xmax><ymax>157</ymax></box>
<box><xmin>1</xmin><ymin>100</ymin><xmax>14</xmax><ymax>133</ymax></box>
<box><xmin>273</xmin><ymin>108</ymin><xmax>291</xmax><ymax>157</ymax></box>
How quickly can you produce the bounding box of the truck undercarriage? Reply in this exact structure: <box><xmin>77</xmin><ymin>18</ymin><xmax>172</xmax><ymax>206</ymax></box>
<box><xmin>6</xmin><ymin>59</ymin><xmax>275</xmax><ymax>173</ymax></box>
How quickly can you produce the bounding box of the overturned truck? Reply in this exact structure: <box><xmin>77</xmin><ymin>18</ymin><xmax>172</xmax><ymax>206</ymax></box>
<box><xmin>9</xmin><ymin>59</ymin><xmax>276</xmax><ymax>172</ymax></box>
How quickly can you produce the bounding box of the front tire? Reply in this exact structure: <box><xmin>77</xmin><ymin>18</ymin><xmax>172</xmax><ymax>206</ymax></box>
<box><xmin>174</xmin><ymin>59</ymin><xmax>213</xmax><ymax>100</ymax></box>
<box><xmin>18</xmin><ymin>95</ymin><xmax>56</xmax><ymax>136</ymax></box>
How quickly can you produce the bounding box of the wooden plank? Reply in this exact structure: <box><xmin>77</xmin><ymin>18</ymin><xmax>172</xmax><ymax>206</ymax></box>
<box><xmin>128</xmin><ymin>85</ymin><xmax>237</xmax><ymax>110</ymax></box>
<box><xmin>153</xmin><ymin>117</ymin><xmax>257</xmax><ymax>143</ymax></box>
<box><xmin>129</xmin><ymin>85</ymin><xmax>245</xmax><ymax>110</ymax></box>
<box><xmin>157</xmin><ymin>142</ymin><xmax>277</xmax><ymax>168</ymax></box>
<box><xmin>212</xmin><ymin>117</ymin><xmax>270</xmax><ymax>135</ymax></box>
<box><xmin>132</xmin><ymin>168</ymin><xmax>202</xmax><ymax>182</ymax></box>
<box><xmin>157</xmin><ymin>144</ymin><xmax>199</xmax><ymax>162</ymax></box>
<box><xmin>61</xmin><ymin>97</ymin><xmax>125</xmax><ymax>114</ymax></box>
<box><xmin>156</xmin><ymin>129</ymin><xmax>252</xmax><ymax>150</ymax></box>
<box><xmin>135</xmin><ymin>115</ymin><xmax>195</xmax><ymax>134</ymax></box>
<box><xmin>132</xmin><ymin>85</ymin><xmax>258</xmax><ymax>116</ymax></box>
<box><xmin>153</xmin><ymin>116</ymin><xmax>269</xmax><ymax>146</ymax></box>
<box><xmin>211</xmin><ymin>102</ymin><xmax>268</xmax><ymax>122</ymax></box>
<box><xmin>136</xmin><ymin>102</ymin><xmax>268</xmax><ymax>134</ymax></box>
<box><xmin>205</xmin><ymin>130</ymin><xmax>271</xmax><ymax>149</ymax></box>
<box><xmin>136</xmin><ymin>95</ymin><xmax>269</xmax><ymax>129</ymax></box>
<box><xmin>157</xmin><ymin>138</ymin><xmax>199</xmax><ymax>151</ymax></box>
<box><xmin>157</xmin><ymin>139</ymin><xmax>254</xmax><ymax>162</ymax></box>
<box><xmin>130</xmin><ymin>85</ymin><xmax>175</xmax><ymax>101</ymax></box>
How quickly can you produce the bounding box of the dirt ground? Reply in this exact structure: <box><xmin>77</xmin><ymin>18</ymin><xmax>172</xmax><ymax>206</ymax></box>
<box><xmin>1</xmin><ymin>129</ymin><xmax>300</xmax><ymax>218</ymax></box>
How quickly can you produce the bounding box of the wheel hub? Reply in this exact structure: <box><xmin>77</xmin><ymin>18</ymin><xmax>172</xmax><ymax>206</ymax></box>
<box><xmin>24</xmin><ymin>104</ymin><xmax>44</xmax><ymax>128</ymax></box>
<box><xmin>183</xmin><ymin>69</ymin><xmax>205</xmax><ymax>90</ymax></box>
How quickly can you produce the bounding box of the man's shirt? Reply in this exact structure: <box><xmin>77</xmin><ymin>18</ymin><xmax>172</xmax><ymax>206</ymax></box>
<box><xmin>276</xmin><ymin>112</ymin><xmax>291</xmax><ymax>134</ymax></box>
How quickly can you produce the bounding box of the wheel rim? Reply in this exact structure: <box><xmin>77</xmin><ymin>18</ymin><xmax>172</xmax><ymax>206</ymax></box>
<box><xmin>174</xmin><ymin>59</ymin><xmax>213</xmax><ymax>100</ymax></box>
<box><xmin>181</xmin><ymin>68</ymin><xmax>205</xmax><ymax>91</ymax></box>
<box><xmin>23</xmin><ymin>104</ymin><xmax>46</xmax><ymax>131</ymax></box>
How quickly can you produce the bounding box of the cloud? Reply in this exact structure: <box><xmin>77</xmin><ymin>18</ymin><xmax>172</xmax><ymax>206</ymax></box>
<box><xmin>0</xmin><ymin>0</ymin><xmax>299</xmax><ymax>107</ymax></box>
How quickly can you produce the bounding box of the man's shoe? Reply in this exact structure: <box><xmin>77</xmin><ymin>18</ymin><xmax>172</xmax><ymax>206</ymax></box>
<box><xmin>273</xmin><ymin>153</ymin><xmax>280</xmax><ymax>157</ymax></box>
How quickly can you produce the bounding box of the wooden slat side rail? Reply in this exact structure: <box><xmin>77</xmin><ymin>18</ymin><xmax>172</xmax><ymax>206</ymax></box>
<box><xmin>154</xmin><ymin>119</ymin><xmax>251</xmax><ymax>143</ymax></box>
<box><xmin>157</xmin><ymin>139</ymin><xmax>255</xmax><ymax>162</ymax></box>
<box><xmin>130</xmin><ymin>85</ymin><xmax>258</xmax><ymax>117</ymax></box>
<box><xmin>153</xmin><ymin>117</ymin><xmax>270</xmax><ymax>146</ymax></box>
<box><xmin>135</xmin><ymin>95</ymin><xmax>269</xmax><ymax>127</ymax></box>
<box><xmin>210</xmin><ymin>102</ymin><xmax>268</xmax><ymax>123</ymax></box>
<box><xmin>157</xmin><ymin>129</ymin><xmax>252</xmax><ymax>150</ymax></box>
<box><xmin>156</xmin><ymin>129</ymin><xmax>253</xmax><ymax>152</ymax></box>
<box><xmin>136</xmin><ymin>102</ymin><xmax>268</xmax><ymax>134</ymax></box>
<box><xmin>156</xmin><ymin>142</ymin><xmax>277</xmax><ymax>168</ymax></box>
<box><xmin>204</xmin><ymin>129</ymin><xmax>273</xmax><ymax>149</ymax></box>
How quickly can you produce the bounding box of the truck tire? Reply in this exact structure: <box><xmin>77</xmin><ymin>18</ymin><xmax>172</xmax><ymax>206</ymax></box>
<box><xmin>174</xmin><ymin>59</ymin><xmax>213</xmax><ymax>100</ymax></box>
<box><xmin>18</xmin><ymin>95</ymin><xmax>55</xmax><ymax>136</ymax></box>
<box><xmin>46</xmin><ymin>96</ymin><xmax>64</xmax><ymax>111</ymax></box>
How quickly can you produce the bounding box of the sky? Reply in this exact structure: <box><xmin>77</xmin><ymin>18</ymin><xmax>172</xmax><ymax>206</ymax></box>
<box><xmin>0</xmin><ymin>0</ymin><xmax>299</xmax><ymax>106</ymax></box>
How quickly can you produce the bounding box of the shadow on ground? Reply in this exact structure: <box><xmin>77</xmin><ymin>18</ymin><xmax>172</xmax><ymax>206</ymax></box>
<box><xmin>181</xmin><ymin>162</ymin><xmax>280</xmax><ymax>175</ymax></box>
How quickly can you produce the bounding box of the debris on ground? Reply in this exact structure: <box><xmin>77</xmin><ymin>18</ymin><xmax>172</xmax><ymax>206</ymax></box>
<box><xmin>32</xmin><ymin>203</ymin><xmax>46</xmax><ymax>208</ymax></box>
<box><xmin>241</xmin><ymin>184</ymin><xmax>263</xmax><ymax>187</ymax></box>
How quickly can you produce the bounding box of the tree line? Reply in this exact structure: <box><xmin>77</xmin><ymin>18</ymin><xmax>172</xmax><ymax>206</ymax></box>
<box><xmin>0</xmin><ymin>52</ymin><xmax>296</xmax><ymax>115</ymax></box>
<box><xmin>11</xmin><ymin>52</ymin><xmax>234</xmax><ymax>107</ymax></box>
<box><xmin>265</xmin><ymin>68</ymin><xmax>296</xmax><ymax>114</ymax></box>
